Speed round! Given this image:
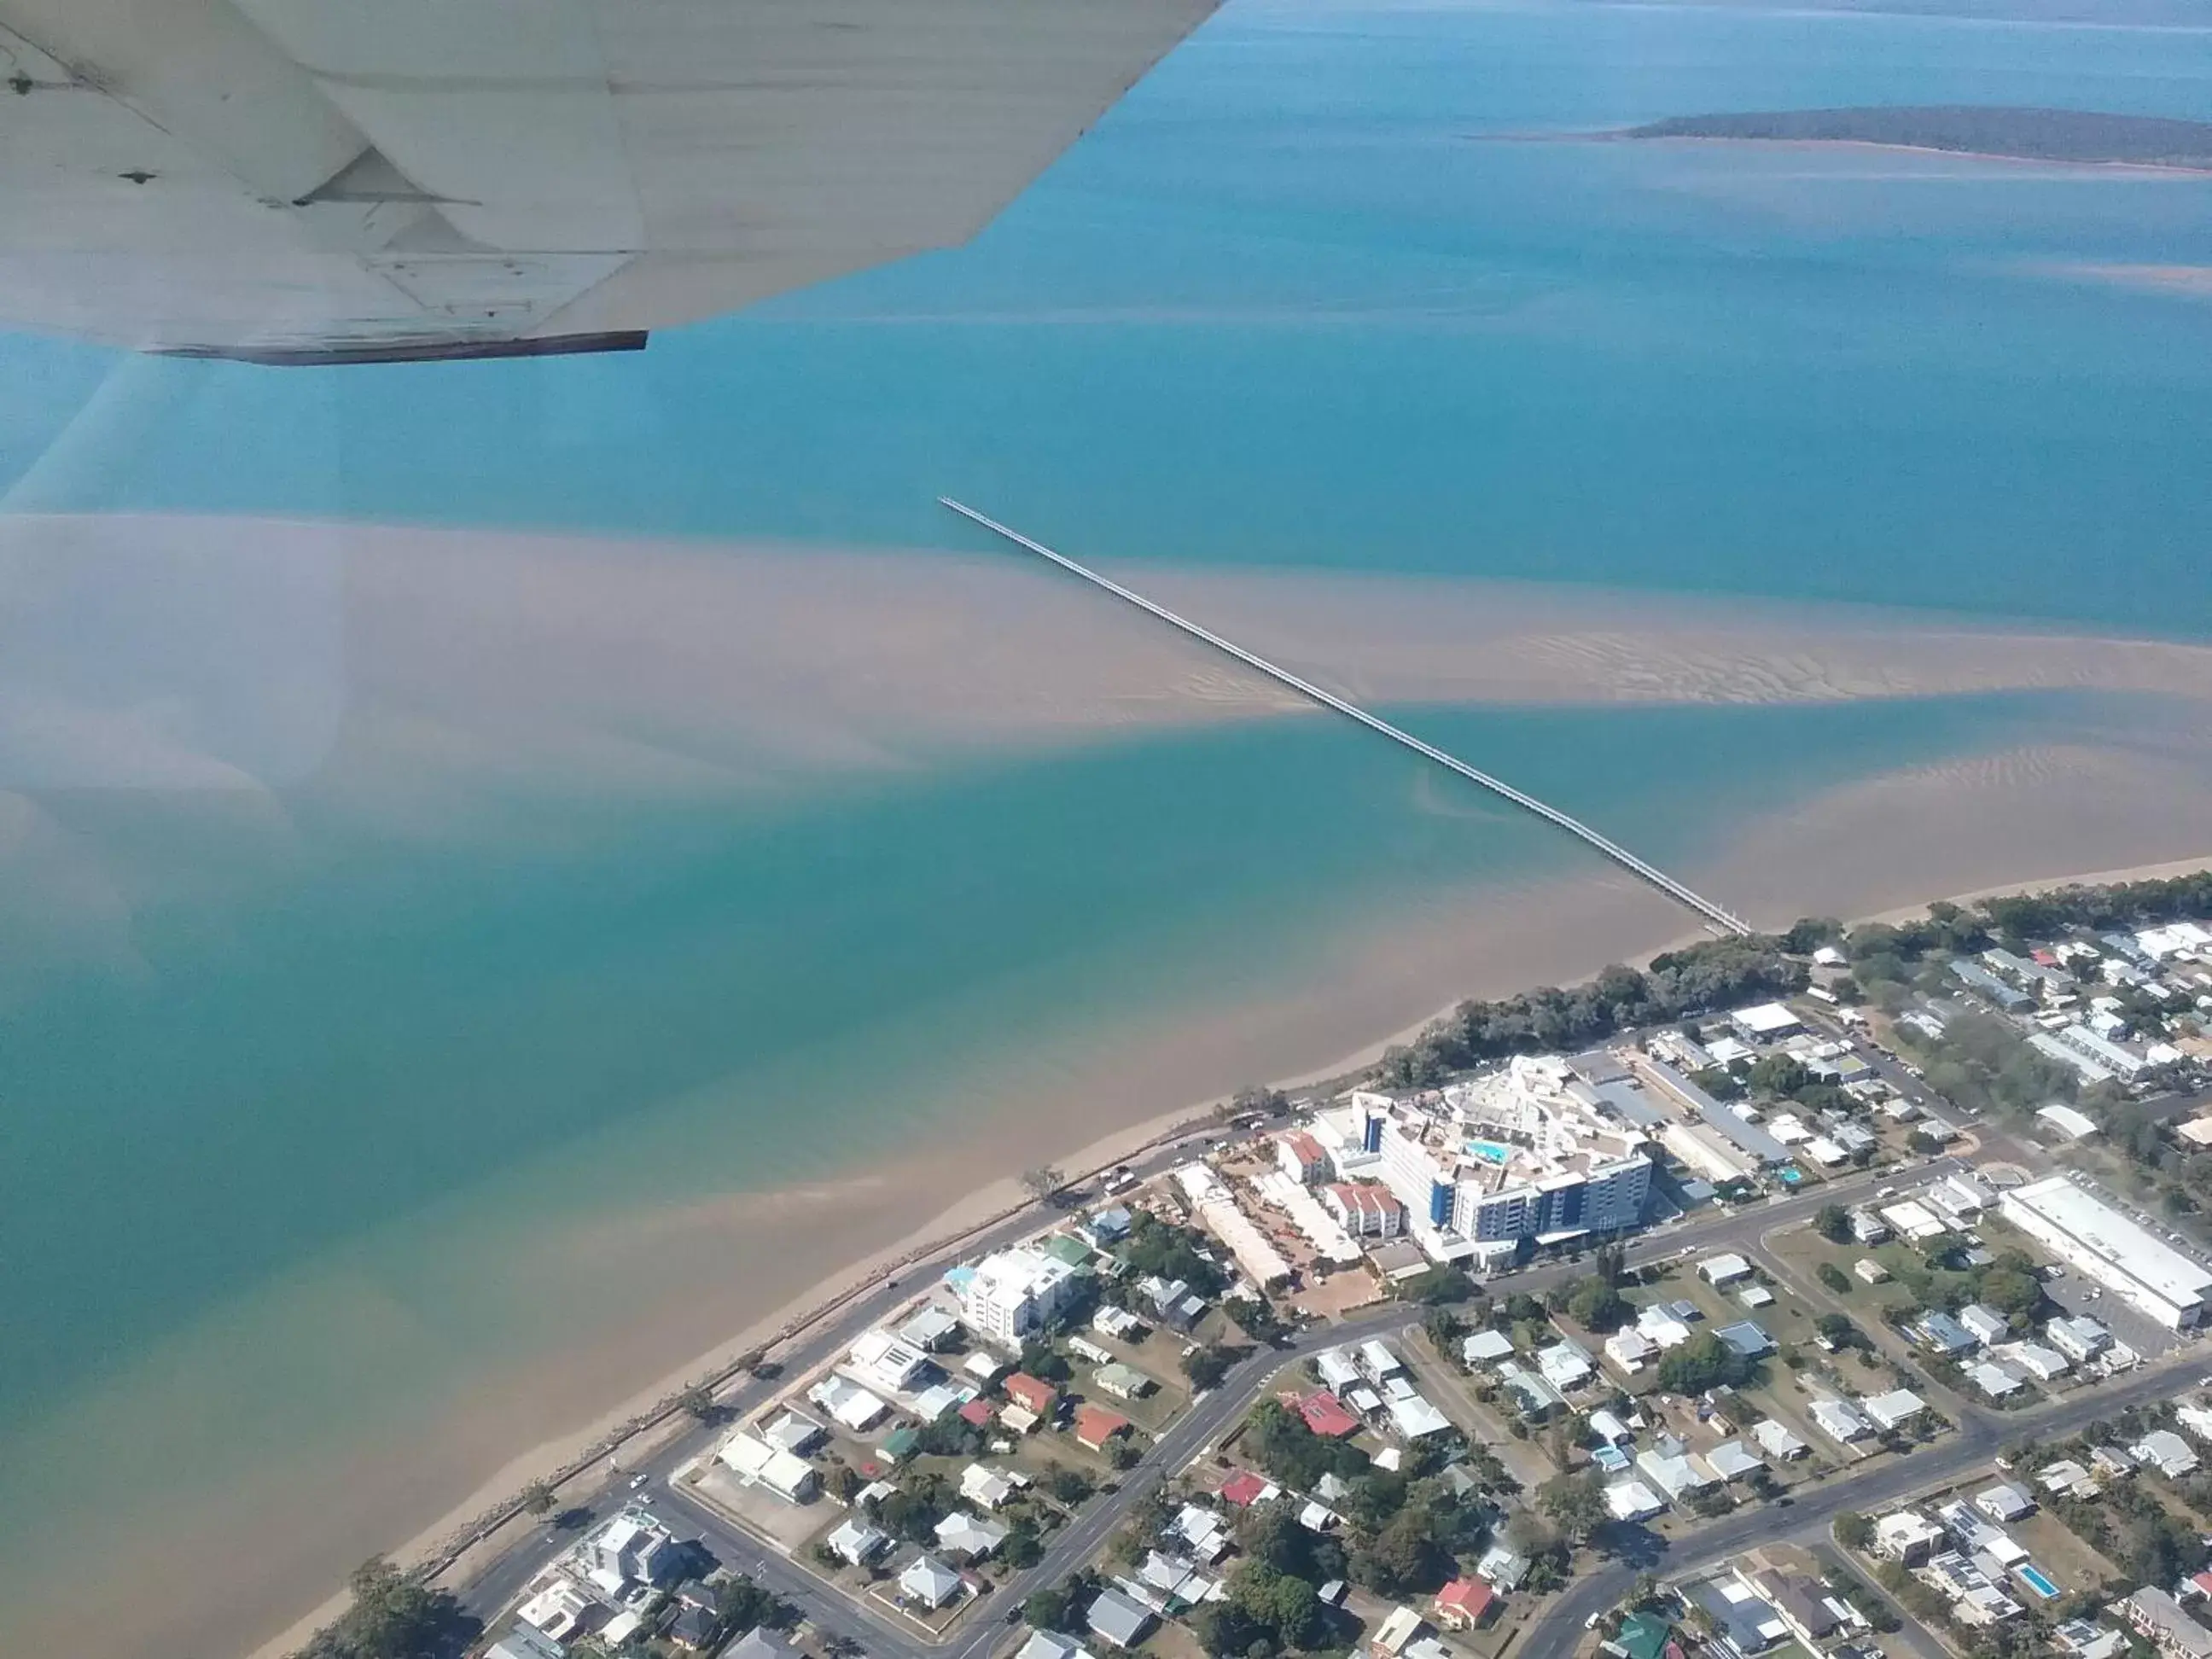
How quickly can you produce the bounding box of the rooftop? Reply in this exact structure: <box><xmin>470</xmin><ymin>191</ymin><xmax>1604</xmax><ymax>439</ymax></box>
<box><xmin>2005</xmin><ymin>1177</ymin><xmax>2212</xmax><ymax>1307</ymax></box>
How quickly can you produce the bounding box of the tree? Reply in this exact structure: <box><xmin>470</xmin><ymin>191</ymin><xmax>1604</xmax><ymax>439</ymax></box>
<box><xmin>1656</xmin><ymin>1330</ymin><xmax>1754</xmax><ymax>1394</ymax></box>
<box><xmin>296</xmin><ymin>1557</ymin><xmax>472</xmax><ymax>1659</ymax></box>
<box><xmin>1836</xmin><ymin>1511</ymin><xmax>1874</xmax><ymax>1551</ymax></box>
<box><xmin>1233</xmin><ymin>1085</ymin><xmax>1291</xmax><ymax>1120</ymax></box>
<box><xmin>1228</xmin><ymin>1561</ymin><xmax>1328</xmax><ymax>1651</ymax></box>
<box><xmin>1423</xmin><ymin>1305</ymin><xmax>1464</xmax><ymax>1348</ymax></box>
<box><xmin>1022</xmin><ymin>1166</ymin><xmax>1067</xmax><ymax>1204</ymax></box>
<box><xmin>1749</xmin><ymin>1053</ymin><xmax>1812</xmax><ymax>1099</ymax></box>
<box><xmin>1814</xmin><ymin>1203</ymin><xmax>1851</xmax><ymax>1244</ymax></box>
<box><xmin>1817</xmin><ymin>1262</ymin><xmax>1853</xmax><ymax>1295</ymax></box>
<box><xmin>1400</xmin><ymin>1266</ymin><xmax>1476</xmax><ymax>1306</ymax></box>
<box><xmin>520</xmin><ymin>1478</ymin><xmax>557</xmax><ymax>1516</ymax></box>
<box><xmin>1020</xmin><ymin>1339</ymin><xmax>1073</xmax><ymax>1382</ymax></box>
<box><xmin>678</xmin><ymin>1383</ymin><xmax>717</xmax><ymax>1422</ymax></box>
<box><xmin>1351</xmin><ymin>1508</ymin><xmax>1449</xmax><ymax>1596</ymax></box>
<box><xmin>1537</xmin><ymin>1471</ymin><xmax>1608</xmax><ymax>1545</ymax></box>
<box><xmin>1026</xmin><ymin>1584</ymin><xmax>1076</xmax><ymax>1631</ymax></box>
<box><xmin>1184</xmin><ymin>1344</ymin><xmax>1235</xmax><ymax>1391</ymax></box>
<box><xmin>1976</xmin><ymin>1261</ymin><xmax>2044</xmax><ymax>1321</ymax></box>
<box><xmin>876</xmin><ymin>1487</ymin><xmax>946</xmax><ymax>1544</ymax></box>
<box><xmin>716</xmin><ymin>1574</ymin><xmax>793</xmax><ymax>1635</ymax></box>
<box><xmin>1784</xmin><ymin>917</ymin><xmax>1843</xmax><ymax>953</ymax></box>
<box><xmin>1044</xmin><ymin>1463</ymin><xmax>1097</xmax><ymax>1505</ymax></box>
<box><xmin>1817</xmin><ymin>1313</ymin><xmax>1865</xmax><ymax>1350</ymax></box>
<box><xmin>1227</xmin><ymin>1295</ymin><xmax>1289</xmax><ymax>1343</ymax></box>
<box><xmin>1566</xmin><ymin>1276</ymin><xmax>1630</xmax><ymax>1332</ymax></box>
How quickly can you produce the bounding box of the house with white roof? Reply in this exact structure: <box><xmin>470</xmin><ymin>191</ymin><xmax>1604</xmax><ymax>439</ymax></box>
<box><xmin>1589</xmin><ymin>1409</ymin><xmax>1633</xmax><ymax>1445</ymax></box>
<box><xmin>515</xmin><ymin>1578</ymin><xmax>597</xmax><ymax>1642</ymax></box>
<box><xmin>1462</xmin><ymin>1330</ymin><xmax>1515</xmax><ymax>1366</ymax></box>
<box><xmin>1636</xmin><ymin>1448</ymin><xmax>1717</xmax><ymax>1499</ymax></box>
<box><xmin>1703</xmin><ymin>1441</ymin><xmax>1764</xmax><ymax>1482</ymax></box>
<box><xmin>2038</xmin><ymin>1459</ymin><xmax>2095</xmax><ymax>1498</ymax></box>
<box><xmin>1359</xmin><ymin>1338</ymin><xmax>1405</xmax><ymax>1380</ymax></box>
<box><xmin>809</xmin><ymin>1375</ymin><xmax>890</xmax><ymax>1432</ymax></box>
<box><xmin>1604</xmin><ymin>1479</ymin><xmax>1667</xmax><ymax>1522</ymax></box>
<box><xmin>2133</xmin><ymin>1429</ymin><xmax>2199</xmax><ymax>1478</ymax></box>
<box><xmin>1730</xmin><ymin>1004</ymin><xmax>1802</xmax><ymax>1043</ymax></box>
<box><xmin>1810</xmin><ymin>1398</ymin><xmax>1871</xmax><ymax>1443</ymax></box>
<box><xmin>1538</xmin><ymin>1340</ymin><xmax>1592</xmax><ymax>1392</ymax></box>
<box><xmin>1018</xmin><ymin>1632</ymin><xmax>1096</xmax><ymax>1659</ymax></box>
<box><xmin>1752</xmin><ymin>1418</ymin><xmax>1807</xmax><ymax>1460</ymax></box>
<box><xmin>1975</xmin><ymin>1483</ymin><xmax>2034</xmax><ymax>1523</ymax></box>
<box><xmin>1604</xmin><ymin>1328</ymin><xmax>1656</xmax><ymax>1374</ymax></box>
<box><xmin>1880</xmin><ymin>1201</ymin><xmax>1947</xmax><ymax>1243</ymax></box>
<box><xmin>827</xmin><ymin>1516</ymin><xmax>889</xmax><ymax>1566</ymax></box>
<box><xmin>1386</xmin><ymin>1392</ymin><xmax>1454</xmax><ymax>1440</ymax></box>
<box><xmin>1318</xmin><ymin>1348</ymin><xmax>1365</xmax><ymax>1388</ymax></box>
<box><xmin>1862</xmin><ymin>1389</ymin><xmax>1925</xmax><ymax>1432</ymax></box>
<box><xmin>1092</xmin><ymin>1304</ymin><xmax>1146</xmax><ymax>1342</ymax></box>
<box><xmin>1966</xmin><ymin>1360</ymin><xmax>2024</xmax><ymax>1399</ymax></box>
<box><xmin>717</xmin><ymin>1431</ymin><xmax>821</xmax><ymax>1502</ymax></box>
<box><xmin>847</xmin><ymin>1329</ymin><xmax>934</xmax><ymax>1394</ymax></box>
<box><xmin>1636</xmin><ymin>1304</ymin><xmax>1694</xmax><ymax>1349</ymax></box>
<box><xmin>899</xmin><ymin>1555</ymin><xmax>964</xmax><ymax>1610</ymax></box>
<box><xmin>1172</xmin><ymin>1504</ymin><xmax>1231</xmax><ymax>1563</ymax></box>
<box><xmin>1999</xmin><ymin>1341</ymin><xmax>2069</xmax><ymax>1381</ymax></box>
<box><xmin>2047</xmin><ymin>1315</ymin><xmax>2111</xmax><ymax>1363</ymax></box>
<box><xmin>1701</xmin><ymin>1254</ymin><xmax>1753</xmax><ymax>1286</ymax></box>
<box><xmin>1959</xmin><ymin>1304</ymin><xmax>2011</xmax><ymax>1346</ymax></box>
<box><xmin>1873</xmin><ymin>1509</ymin><xmax>1945</xmax><ymax>1564</ymax></box>
<box><xmin>934</xmin><ymin>1511</ymin><xmax>1010</xmax><ymax>1562</ymax></box>
<box><xmin>960</xmin><ymin>1463</ymin><xmax>1023</xmax><ymax>1510</ymax></box>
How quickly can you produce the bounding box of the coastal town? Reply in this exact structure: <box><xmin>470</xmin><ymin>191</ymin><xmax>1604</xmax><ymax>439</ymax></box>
<box><xmin>330</xmin><ymin>875</ymin><xmax>2212</xmax><ymax>1659</ymax></box>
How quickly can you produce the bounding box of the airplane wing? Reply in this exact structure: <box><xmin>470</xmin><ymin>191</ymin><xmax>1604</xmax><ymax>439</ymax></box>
<box><xmin>0</xmin><ymin>0</ymin><xmax>1215</xmax><ymax>362</ymax></box>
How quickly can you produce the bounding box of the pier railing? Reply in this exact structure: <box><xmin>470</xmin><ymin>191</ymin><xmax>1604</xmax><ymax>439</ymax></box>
<box><xmin>939</xmin><ymin>497</ymin><xmax>1752</xmax><ymax>938</ymax></box>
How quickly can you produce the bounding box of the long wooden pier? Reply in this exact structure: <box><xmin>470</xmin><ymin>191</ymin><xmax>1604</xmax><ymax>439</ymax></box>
<box><xmin>939</xmin><ymin>497</ymin><xmax>1753</xmax><ymax>938</ymax></box>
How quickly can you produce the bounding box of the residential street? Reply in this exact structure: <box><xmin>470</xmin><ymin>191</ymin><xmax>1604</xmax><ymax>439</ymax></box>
<box><xmin>458</xmin><ymin>1156</ymin><xmax>2010</xmax><ymax>1658</ymax></box>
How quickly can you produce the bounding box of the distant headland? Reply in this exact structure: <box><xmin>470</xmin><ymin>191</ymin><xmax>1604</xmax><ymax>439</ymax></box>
<box><xmin>1621</xmin><ymin>105</ymin><xmax>2212</xmax><ymax>171</ymax></box>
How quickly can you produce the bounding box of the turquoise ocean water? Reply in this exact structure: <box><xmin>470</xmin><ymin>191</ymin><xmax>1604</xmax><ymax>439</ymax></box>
<box><xmin>3</xmin><ymin>2</ymin><xmax>2212</xmax><ymax>1649</ymax></box>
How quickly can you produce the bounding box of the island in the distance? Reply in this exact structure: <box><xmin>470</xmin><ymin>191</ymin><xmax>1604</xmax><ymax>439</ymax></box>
<box><xmin>1623</xmin><ymin>104</ymin><xmax>2212</xmax><ymax>169</ymax></box>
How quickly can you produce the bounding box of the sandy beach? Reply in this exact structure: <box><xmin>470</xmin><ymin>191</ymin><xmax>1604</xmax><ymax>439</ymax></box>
<box><xmin>3</xmin><ymin>513</ymin><xmax>2212</xmax><ymax>1659</ymax></box>
<box><xmin>234</xmin><ymin>826</ymin><xmax>2212</xmax><ymax>1659</ymax></box>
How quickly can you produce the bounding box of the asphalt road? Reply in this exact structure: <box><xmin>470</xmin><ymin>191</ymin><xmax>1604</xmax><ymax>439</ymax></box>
<box><xmin>458</xmin><ymin>1161</ymin><xmax>1918</xmax><ymax>1655</ymax></box>
<box><xmin>1523</xmin><ymin>1358</ymin><xmax>2196</xmax><ymax>1659</ymax></box>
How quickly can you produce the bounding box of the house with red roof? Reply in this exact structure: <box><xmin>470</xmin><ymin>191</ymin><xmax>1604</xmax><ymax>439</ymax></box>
<box><xmin>1278</xmin><ymin>1132</ymin><xmax>1330</xmax><ymax>1185</ymax></box>
<box><xmin>958</xmin><ymin>1397</ymin><xmax>996</xmax><ymax>1428</ymax></box>
<box><xmin>1075</xmin><ymin>1404</ymin><xmax>1132</xmax><ymax>1451</ymax></box>
<box><xmin>1297</xmin><ymin>1388</ymin><xmax>1361</xmax><ymax>1439</ymax></box>
<box><xmin>1004</xmin><ymin>1372</ymin><xmax>1059</xmax><ymax>1417</ymax></box>
<box><xmin>1219</xmin><ymin>1470</ymin><xmax>1272</xmax><ymax>1507</ymax></box>
<box><xmin>1323</xmin><ymin>1183</ymin><xmax>1406</xmax><ymax>1239</ymax></box>
<box><xmin>1434</xmin><ymin>1579</ymin><xmax>1495</xmax><ymax>1630</ymax></box>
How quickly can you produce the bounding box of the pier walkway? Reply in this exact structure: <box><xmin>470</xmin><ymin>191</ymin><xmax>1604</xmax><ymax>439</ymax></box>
<box><xmin>940</xmin><ymin>497</ymin><xmax>1752</xmax><ymax>937</ymax></box>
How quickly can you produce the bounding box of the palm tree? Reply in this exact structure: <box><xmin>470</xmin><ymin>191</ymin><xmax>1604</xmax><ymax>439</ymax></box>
<box><xmin>521</xmin><ymin>1478</ymin><xmax>557</xmax><ymax>1517</ymax></box>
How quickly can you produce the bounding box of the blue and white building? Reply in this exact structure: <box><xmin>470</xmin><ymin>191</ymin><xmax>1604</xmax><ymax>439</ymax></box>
<box><xmin>1313</xmin><ymin>1057</ymin><xmax>1651</xmax><ymax>1264</ymax></box>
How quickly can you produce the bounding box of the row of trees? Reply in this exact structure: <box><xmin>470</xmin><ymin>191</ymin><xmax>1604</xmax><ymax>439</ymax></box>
<box><xmin>294</xmin><ymin>1559</ymin><xmax>474</xmax><ymax>1659</ymax></box>
<box><xmin>1374</xmin><ymin>936</ymin><xmax>1808</xmax><ymax>1089</ymax></box>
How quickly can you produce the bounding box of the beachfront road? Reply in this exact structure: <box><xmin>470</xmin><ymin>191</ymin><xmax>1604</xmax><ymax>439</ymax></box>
<box><xmin>456</xmin><ymin>1154</ymin><xmax>2032</xmax><ymax>1656</ymax></box>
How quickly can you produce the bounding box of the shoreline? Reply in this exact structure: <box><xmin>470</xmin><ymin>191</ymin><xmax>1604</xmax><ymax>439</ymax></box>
<box><xmin>256</xmin><ymin>846</ymin><xmax>2212</xmax><ymax>1659</ymax></box>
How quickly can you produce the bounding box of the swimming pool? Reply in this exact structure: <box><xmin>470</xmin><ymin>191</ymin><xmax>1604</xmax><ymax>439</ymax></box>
<box><xmin>2016</xmin><ymin>1565</ymin><xmax>2059</xmax><ymax>1599</ymax></box>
